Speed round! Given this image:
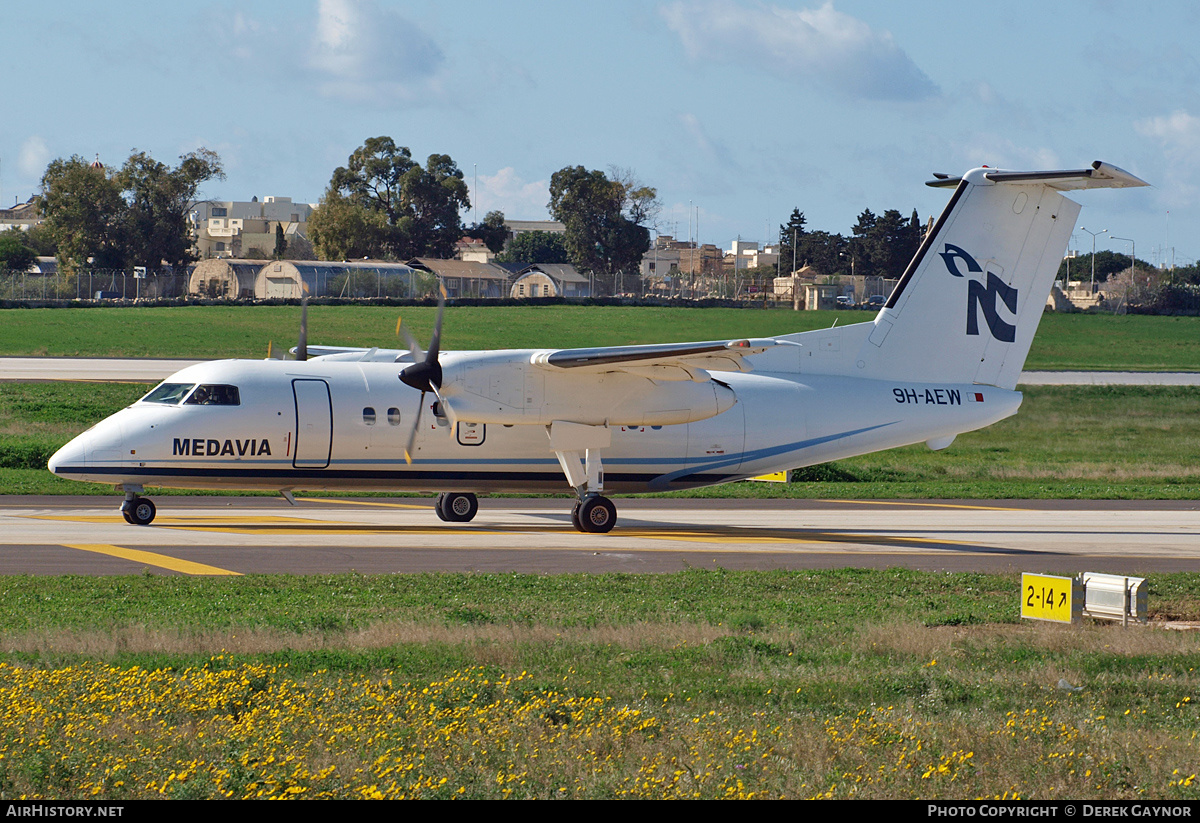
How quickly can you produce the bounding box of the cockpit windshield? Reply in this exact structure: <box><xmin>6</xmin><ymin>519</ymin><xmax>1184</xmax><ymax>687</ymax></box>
<box><xmin>184</xmin><ymin>384</ymin><xmax>241</xmax><ymax>406</ymax></box>
<box><xmin>141</xmin><ymin>383</ymin><xmax>195</xmax><ymax>404</ymax></box>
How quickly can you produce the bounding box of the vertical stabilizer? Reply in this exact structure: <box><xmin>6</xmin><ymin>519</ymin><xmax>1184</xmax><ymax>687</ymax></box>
<box><xmin>855</xmin><ymin>161</ymin><xmax>1147</xmax><ymax>390</ymax></box>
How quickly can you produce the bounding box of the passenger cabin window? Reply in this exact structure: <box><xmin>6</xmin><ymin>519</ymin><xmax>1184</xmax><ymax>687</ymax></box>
<box><xmin>363</xmin><ymin>407</ymin><xmax>377</xmax><ymax>425</ymax></box>
<box><xmin>142</xmin><ymin>383</ymin><xmax>195</xmax><ymax>405</ymax></box>
<box><xmin>184</xmin><ymin>384</ymin><xmax>240</xmax><ymax>406</ymax></box>
<box><xmin>387</xmin><ymin>408</ymin><xmax>401</xmax><ymax>426</ymax></box>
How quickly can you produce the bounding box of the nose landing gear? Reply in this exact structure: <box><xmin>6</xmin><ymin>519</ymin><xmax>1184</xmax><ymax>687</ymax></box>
<box><xmin>119</xmin><ymin>487</ymin><xmax>157</xmax><ymax>526</ymax></box>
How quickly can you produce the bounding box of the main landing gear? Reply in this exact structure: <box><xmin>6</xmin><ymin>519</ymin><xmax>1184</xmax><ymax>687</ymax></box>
<box><xmin>548</xmin><ymin>422</ymin><xmax>618</xmax><ymax>534</ymax></box>
<box><xmin>119</xmin><ymin>487</ymin><xmax>156</xmax><ymax>526</ymax></box>
<box><xmin>435</xmin><ymin>492</ymin><xmax>478</xmax><ymax>522</ymax></box>
<box><xmin>571</xmin><ymin>494</ymin><xmax>616</xmax><ymax>534</ymax></box>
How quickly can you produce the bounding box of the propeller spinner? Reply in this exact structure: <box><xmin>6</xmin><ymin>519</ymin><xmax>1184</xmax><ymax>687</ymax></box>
<box><xmin>398</xmin><ymin>282</ymin><xmax>453</xmax><ymax>463</ymax></box>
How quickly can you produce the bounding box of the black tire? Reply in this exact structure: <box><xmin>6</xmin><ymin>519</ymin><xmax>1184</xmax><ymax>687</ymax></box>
<box><xmin>441</xmin><ymin>492</ymin><xmax>478</xmax><ymax>523</ymax></box>
<box><xmin>571</xmin><ymin>501</ymin><xmax>582</xmax><ymax>531</ymax></box>
<box><xmin>127</xmin><ymin>497</ymin><xmax>156</xmax><ymax>526</ymax></box>
<box><xmin>434</xmin><ymin>493</ymin><xmax>450</xmax><ymax>521</ymax></box>
<box><xmin>577</xmin><ymin>496</ymin><xmax>616</xmax><ymax>533</ymax></box>
<box><xmin>122</xmin><ymin>510</ymin><xmax>134</xmax><ymax>524</ymax></box>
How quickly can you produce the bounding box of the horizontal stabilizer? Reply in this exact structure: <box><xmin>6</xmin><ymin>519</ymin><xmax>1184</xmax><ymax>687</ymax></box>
<box><xmin>928</xmin><ymin>160</ymin><xmax>1148</xmax><ymax>191</ymax></box>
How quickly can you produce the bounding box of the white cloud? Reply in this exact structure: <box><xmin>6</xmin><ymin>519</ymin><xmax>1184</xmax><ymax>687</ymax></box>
<box><xmin>473</xmin><ymin>167</ymin><xmax>550</xmax><ymax>221</ymax></box>
<box><xmin>1135</xmin><ymin>110</ymin><xmax>1200</xmax><ymax>156</ymax></box>
<box><xmin>1134</xmin><ymin>110</ymin><xmax>1200</xmax><ymax>205</ymax></box>
<box><xmin>18</xmin><ymin>136</ymin><xmax>51</xmax><ymax>179</ymax></box>
<box><xmin>309</xmin><ymin>0</ymin><xmax>445</xmax><ymax>103</ymax></box>
<box><xmin>660</xmin><ymin>0</ymin><xmax>938</xmax><ymax>101</ymax></box>
<box><xmin>951</xmin><ymin>136</ymin><xmax>1060</xmax><ymax>173</ymax></box>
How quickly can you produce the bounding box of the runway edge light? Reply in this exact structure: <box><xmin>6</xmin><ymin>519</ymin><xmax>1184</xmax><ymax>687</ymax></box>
<box><xmin>1021</xmin><ymin>573</ymin><xmax>1082</xmax><ymax>624</ymax></box>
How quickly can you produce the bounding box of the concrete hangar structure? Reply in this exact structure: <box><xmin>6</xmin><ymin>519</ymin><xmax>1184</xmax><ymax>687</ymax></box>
<box><xmin>188</xmin><ymin>259</ymin><xmax>425</xmax><ymax>299</ymax></box>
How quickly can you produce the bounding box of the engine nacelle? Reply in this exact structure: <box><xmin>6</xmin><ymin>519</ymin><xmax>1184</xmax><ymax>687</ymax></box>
<box><xmin>440</xmin><ymin>351</ymin><xmax>737</xmax><ymax>426</ymax></box>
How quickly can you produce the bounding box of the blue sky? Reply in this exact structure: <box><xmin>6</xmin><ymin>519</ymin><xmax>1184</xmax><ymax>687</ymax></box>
<box><xmin>3</xmin><ymin>0</ymin><xmax>1198</xmax><ymax>267</ymax></box>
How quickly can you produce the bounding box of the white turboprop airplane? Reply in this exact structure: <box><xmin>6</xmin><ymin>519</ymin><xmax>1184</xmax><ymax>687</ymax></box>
<box><xmin>49</xmin><ymin>161</ymin><xmax>1146</xmax><ymax>532</ymax></box>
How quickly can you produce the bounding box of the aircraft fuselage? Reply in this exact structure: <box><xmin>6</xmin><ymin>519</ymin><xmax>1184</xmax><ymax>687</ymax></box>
<box><xmin>49</xmin><ymin>355</ymin><xmax>1019</xmax><ymax>495</ymax></box>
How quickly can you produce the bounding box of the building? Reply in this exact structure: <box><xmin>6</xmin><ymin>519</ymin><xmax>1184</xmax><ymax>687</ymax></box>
<box><xmin>188</xmin><ymin>259</ymin><xmax>265</xmax><ymax>299</ymax></box>
<box><xmin>508</xmin><ymin>264</ymin><xmax>590</xmax><ymax>298</ymax></box>
<box><xmin>253</xmin><ymin>260</ymin><xmax>421</xmax><ymax>299</ymax></box>
<box><xmin>192</xmin><ymin>196</ymin><xmax>315</xmax><ymax>259</ymax></box>
<box><xmin>504</xmin><ymin>219</ymin><xmax>565</xmax><ymax>239</ymax></box>
<box><xmin>0</xmin><ymin>198</ymin><xmax>42</xmax><ymax>233</ymax></box>
<box><xmin>408</xmin><ymin>258</ymin><xmax>511</xmax><ymax>298</ymax></box>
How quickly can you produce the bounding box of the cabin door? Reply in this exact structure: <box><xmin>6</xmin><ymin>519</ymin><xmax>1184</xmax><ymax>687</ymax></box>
<box><xmin>292</xmin><ymin>379</ymin><xmax>333</xmax><ymax>468</ymax></box>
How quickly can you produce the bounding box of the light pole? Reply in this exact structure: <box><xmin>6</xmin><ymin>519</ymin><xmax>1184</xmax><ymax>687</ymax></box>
<box><xmin>1112</xmin><ymin>236</ymin><xmax>1134</xmax><ymax>313</ymax></box>
<box><xmin>1079</xmin><ymin>226</ymin><xmax>1107</xmax><ymax>294</ymax></box>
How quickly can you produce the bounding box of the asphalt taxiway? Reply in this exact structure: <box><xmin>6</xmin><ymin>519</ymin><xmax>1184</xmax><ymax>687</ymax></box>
<box><xmin>2</xmin><ymin>496</ymin><xmax>1197</xmax><ymax>576</ymax></box>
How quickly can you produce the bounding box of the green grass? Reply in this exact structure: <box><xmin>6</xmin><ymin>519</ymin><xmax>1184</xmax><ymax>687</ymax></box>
<box><xmin>5</xmin><ymin>382</ymin><xmax>1198</xmax><ymax>498</ymax></box>
<box><xmin>1</xmin><ymin>570</ymin><xmax>1199</xmax><ymax>799</ymax></box>
<box><xmin>0</xmin><ymin>305</ymin><xmax>1197</xmax><ymax>370</ymax></box>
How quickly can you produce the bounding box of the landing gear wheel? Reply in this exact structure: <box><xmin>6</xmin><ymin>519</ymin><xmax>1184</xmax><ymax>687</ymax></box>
<box><xmin>434</xmin><ymin>493</ymin><xmax>450</xmax><ymax>521</ymax></box>
<box><xmin>576</xmin><ymin>496</ymin><xmax>616</xmax><ymax>534</ymax></box>
<box><xmin>571</xmin><ymin>501</ymin><xmax>583</xmax><ymax>531</ymax></box>
<box><xmin>125</xmin><ymin>497</ymin><xmax>156</xmax><ymax>526</ymax></box>
<box><xmin>122</xmin><ymin>510</ymin><xmax>134</xmax><ymax>524</ymax></box>
<box><xmin>437</xmin><ymin>492</ymin><xmax>478</xmax><ymax>523</ymax></box>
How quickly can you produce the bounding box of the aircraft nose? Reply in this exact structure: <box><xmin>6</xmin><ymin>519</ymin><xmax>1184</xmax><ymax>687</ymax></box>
<box><xmin>48</xmin><ymin>436</ymin><xmax>88</xmax><ymax>475</ymax></box>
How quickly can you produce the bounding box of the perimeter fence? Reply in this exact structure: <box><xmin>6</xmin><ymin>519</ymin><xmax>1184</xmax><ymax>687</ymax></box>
<box><xmin>0</xmin><ymin>269</ymin><xmax>189</xmax><ymax>301</ymax></box>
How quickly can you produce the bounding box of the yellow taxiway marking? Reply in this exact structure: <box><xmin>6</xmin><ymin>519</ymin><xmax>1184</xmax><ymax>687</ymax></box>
<box><xmin>26</xmin><ymin>514</ymin><xmax>984</xmax><ymax>548</ymax></box>
<box><xmin>64</xmin><ymin>544</ymin><xmax>241</xmax><ymax>576</ymax></box>
<box><xmin>824</xmin><ymin>499</ymin><xmax>1025</xmax><ymax>512</ymax></box>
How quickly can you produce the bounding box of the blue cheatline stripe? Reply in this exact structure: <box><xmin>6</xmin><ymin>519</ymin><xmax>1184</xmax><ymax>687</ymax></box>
<box><xmin>55</xmin><ymin>421</ymin><xmax>894</xmax><ymax>490</ymax></box>
<box><xmin>645</xmin><ymin>422</ymin><xmax>895</xmax><ymax>490</ymax></box>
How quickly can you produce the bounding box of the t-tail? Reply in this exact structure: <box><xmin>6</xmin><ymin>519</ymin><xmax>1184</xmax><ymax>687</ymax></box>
<box><xmin>854</xmin><ymin>161</ymin><xmax>1147</xmax><ymax>390</ymax></box>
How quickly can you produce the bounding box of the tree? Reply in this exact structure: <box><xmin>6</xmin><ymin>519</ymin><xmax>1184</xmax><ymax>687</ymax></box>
<box><xmin>38</xmin><ymin>156</ymin><xmax>127</xmax><ymax>272</ymax></box>
<box><xmin>1055</xmin><ymin>251</ymin><xmax>1142</xmax><ymax>284</ymax></box>
<box><xmin>39</xmin><ymin>149</ymin><xmax>223</xmax><ymax>274</ymax></box>
<box><xmin>796</xmin><ymin>229</ymin><xmax>848</xmax><ymax>275</ymax></box>
<box><xmin>308</xmin><ymin>190</ymin><xmax>389</xmax><ymax>260</ymax></box>
<box><xmin>777</xmin><ymin>209</ymin><xmax>808</xmax><ymax>274</ymax></box>
<box><xmin>548</xmin><ymin>166</ymin><xmax>652</xmax><ymax>295</ymax></box>
<box><xmin>274</xmin><ymin>224</ymin><xmax>288</xmax><ymax>259</ymax></box>
<box><xmin>320</xmin><ymin>137</ymin><xmax>471</xmax><ymax>260</ymax></box>
<box><xmin>21</xmin><ymin>223</ymin><xmax>56</xmax><ymax>257</ymax></box>
<box><xmin>116</xmin><ymin>148</ymin><xmax>224</xmax><ymax>272</ymax></box>
<box><xmin>496</xmin><ymin>230</ymin><xmax>570</xmax><ymax>265</ymax></box>
<box><xmin>0</xmin><ymin>229</ymin><xmax>37</xmax><ymax>272</ymax></box>
<box><xmin>608</xmin><ymin>166</ymin><xmax>662</xmax><ymax>227</ymax></box>
<box><xmin>464</xmin><ymin>210</ymin><xmax>508</xmax><ymax>254</ymax></box>
<box><xmin>851</xmin><ymin>207</ymin><xmax>922</xmax><ymax>278</ymax></box>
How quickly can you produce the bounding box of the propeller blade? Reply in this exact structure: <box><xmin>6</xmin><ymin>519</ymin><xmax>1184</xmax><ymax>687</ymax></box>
<box><xmin>426</xmin><ymin>281</ymin><xmax>446</xmax><ymax>363</ymax></box>
<box><xmin>396</xmin><ymin>315</ymin><xmax>424</xmax><ymax>362</ymax></box>
<box><xmin>430</xmin><ymin>382</ymin><xmax>458</xmax><ymax>437</ymax></box>
<box><xmin>400</xmin><ymin>279</ymin><xmax>450</xmax><ymax>459</ymax></box>
<box><xmin>398</xmin><ymin>279</ymin><xmax>447</xmax><ymax>394</ymax></box>
<box><xmin>403</xmin><ymin>390</ymin><xmax>426</xmax><ymax>464</ymax></box>
<box><xmin>296</xmin><ymin>286</ymin><xmax>309</xmax><ymax>362</ymax></box>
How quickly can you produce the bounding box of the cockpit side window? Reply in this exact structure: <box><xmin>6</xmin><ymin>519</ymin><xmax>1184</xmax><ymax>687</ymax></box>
<box><xmin>142</xmin><ymin>383</ymin><xmax>195</xmax><ymax>404</ymax></box>
<box><xmin>184</xmin><ymin>384</ymin><xmax>241</xmax><ymax>406</ymax></box>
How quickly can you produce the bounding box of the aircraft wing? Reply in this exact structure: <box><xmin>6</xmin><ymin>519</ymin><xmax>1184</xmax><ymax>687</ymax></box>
<box><xmin>301</xmin><ymin>346</ymin><xmax>416</xmax><ymax>362</ymax></box>
<box><xmin>530</xmin><ymin>338</ymin><xmax>799</xmax><ymax>381</ymax></box>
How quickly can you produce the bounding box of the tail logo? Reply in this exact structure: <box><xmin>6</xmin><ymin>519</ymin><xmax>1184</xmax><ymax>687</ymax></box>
<box><xmin>940</xmin><ymin>244</ymin><xmax>1018</xmax><ymax>343</ymax></box>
